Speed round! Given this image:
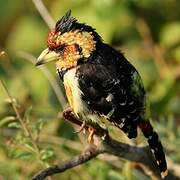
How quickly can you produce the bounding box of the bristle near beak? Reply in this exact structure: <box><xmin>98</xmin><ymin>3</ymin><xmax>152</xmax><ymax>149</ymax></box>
<box><xmin>36</xmin><ymin>48</ymin><xmax>60</xmax><ymax>66</ymax></box>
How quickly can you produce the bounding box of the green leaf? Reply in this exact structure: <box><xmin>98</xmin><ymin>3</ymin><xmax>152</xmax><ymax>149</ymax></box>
<box><xmin>0</xmin><ymin>116</ymin><xmax>15</xmax><ymax>127</ymax></box>
<box><xmin>33</xmin><ymin>118</ymin><xmax>46</xmax><ymax>135</ymax></box>
<box><xmin>8</xmin><ymin>122</ymin><xmax>21</xmax><ymax>129</ymax></box>
<box><xmin>40</xmin><ymin>148</ymin><xmax>55</xmax><ymax>162</ymax></box>
<box><xmin>24</xmin><ymin>143</ymin><xmax>36</xmax><ymax>152</ymax></box>
<box><xmin>23</xmin><ymin>106</ymin><xmax>32</xmax><ymax>123</ymax></box>
<box><xmin>7</xmin><ymin>148</ymin><xmax>32</xmax><ymax>159</ymax></box>
<box><xmin>16</xmin><ymin>152</ymin><xmax>32</xmax><ymax>160</ymax></box>
<box><xmin>7</xmin><ymin>148</ymin><xmax>20</xmax><ymax>158</ymax></box>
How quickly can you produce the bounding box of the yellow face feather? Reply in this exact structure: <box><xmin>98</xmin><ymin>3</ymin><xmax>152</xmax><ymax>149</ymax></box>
<box><xmin>52</xmin><ymin>30</ymin><xmax>96</xmax><ymax>70</ymax></box>
<box><xmin>55</xmin><ymin>44</ymin><xmax>81</xmax><ymax>70</ymax></box>
<box><xmin>56</xmin><ymin>30</ymin><xmax>96</xmax><ymax>57</ymax></box>
<box><xmin>36</xmin><ymin>29</ymin><xmax>96</xmax><ymax>70</ymax></box>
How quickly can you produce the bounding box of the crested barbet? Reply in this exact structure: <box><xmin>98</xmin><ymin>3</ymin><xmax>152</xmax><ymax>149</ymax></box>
<box><xmin>36</xmin><ymin>10</ymin><xmax>168</xmax><ymax>178</ymax></box>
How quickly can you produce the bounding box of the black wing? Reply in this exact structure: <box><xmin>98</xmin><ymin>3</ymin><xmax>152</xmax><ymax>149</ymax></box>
<box><xmin>76</xmin><ymin>63</ymin><xmax>146</xmax><ymax>138</ymax></box>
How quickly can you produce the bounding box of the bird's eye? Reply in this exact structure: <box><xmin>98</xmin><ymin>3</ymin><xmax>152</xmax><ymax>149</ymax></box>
<box><xmin>54</xmin><ymin>45</ymin><xmax>65</xmax><ymax>52</ymax></box>
<box><xmin>75</xmin><ymin>43</ymin><xmax>82</xmax><ymax>54</ymax></box>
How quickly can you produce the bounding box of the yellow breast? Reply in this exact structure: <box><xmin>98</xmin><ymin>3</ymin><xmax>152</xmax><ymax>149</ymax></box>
<box><xmin>63</xmin><ymin>68</ymin><xmax>86</xmax><ymax>116</ymax></box>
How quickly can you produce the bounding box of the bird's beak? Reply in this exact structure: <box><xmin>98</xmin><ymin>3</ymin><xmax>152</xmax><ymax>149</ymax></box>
<box><xmin>36</xmin><ymin>48</ymin><xmax>60</xmax><ymax>66</ymax></box>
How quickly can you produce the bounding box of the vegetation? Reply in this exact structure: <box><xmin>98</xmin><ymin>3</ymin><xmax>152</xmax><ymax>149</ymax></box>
<box><xmin>0</xmin><ymin>0</ymin><xmax>179</xmax><ymax>179</ymax></box>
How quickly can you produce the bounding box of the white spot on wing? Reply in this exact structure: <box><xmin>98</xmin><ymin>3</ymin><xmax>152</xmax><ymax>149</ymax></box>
<box><xmin>106</xmin><ymin>108</ymin><xmax>114</xmax><ymax>118</ymax></box>
<box><xmin>129</xmin><ymin>101</ymin><xmax>134</xmax><ymax>105</ymax></box>
<box><xmin>133</xmin><ymin>116</ymin><xmax>139</xmax><ymax>122</ymax></box>
<box><xmin>106</xmin><ymin>93</ymin><xmax>114</xmax><ymax>102</ymax></box>
<box><xmin>148</xmin><ymin>135</ymin><xmax>153</xmax><ymax>140</ymax></box>
<box><xmin>151</xmin><ymin>149</ymin><xmax>155</xmax><ymax>154</ymax></box>
<box><xmin>119</xmin><ymin>122</ymin><xmax>125</xmax><ymax>128</ymax></box>
<box><xmin>121</xmin><ymin>118</ymin><xmax>125</xmax><ymax>123</ymax></box>
<box><xmin>130</xmin><ymin>109</ymin><xmax>136</xmax><ymax>113</ymax></box>
<box><xmin>119</xmin><ymin>100</ymin><xmax>127</xmax><ymax>106</ymax></box>
<box><xmin>114</xmin><ymin>79</ymin><xmax>120</xmax><ymax>85</ymax></box>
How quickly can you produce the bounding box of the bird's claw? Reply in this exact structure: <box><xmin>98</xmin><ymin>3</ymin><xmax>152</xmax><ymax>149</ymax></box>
<box><xmin>74</xmin><ymin>121</ymin><xmax>86</xmax><ymax>134</ymax></box>
<box><xmin>87</xmin><ymin>127</ymin><xmax>95</xmax><ymax>144</ymax></box>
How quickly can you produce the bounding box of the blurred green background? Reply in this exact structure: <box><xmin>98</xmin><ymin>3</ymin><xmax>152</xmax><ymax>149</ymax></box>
<box><xmin>0</xmin><ymin>0</ymin><xmax>180</xmax><ymax>179</ymax></box>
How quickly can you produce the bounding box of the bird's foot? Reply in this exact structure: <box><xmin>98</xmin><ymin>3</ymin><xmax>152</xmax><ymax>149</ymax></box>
<box><xmin>74</xmin><ymin>121</ymin><xmax>86</xmax><ymax>134</ymax></box>
<box><xmin>87</xmin><ymin>127</ymin><xmax>95</xmax><ymax>144</ymax></box>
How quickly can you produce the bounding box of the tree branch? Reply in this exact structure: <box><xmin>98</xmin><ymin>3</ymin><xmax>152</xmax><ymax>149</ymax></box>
<box><xmin>32</xmin><ymin>108</ymin><xmax>179</xmax><ymax>180</ymax></box>
<box><xmin>31</xmin><ymin>0</ymin><xmax>55</xmax><ymax>29</ymax></box>
<box><xmin>32</xmin><ymin>146</ymin><xmax>105</xmax><ymax>180</ymax></box>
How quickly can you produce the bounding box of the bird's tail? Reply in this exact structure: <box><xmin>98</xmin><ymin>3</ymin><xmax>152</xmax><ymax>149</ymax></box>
<box><xmin>139</xmin><ymin>121</ymin><xmax>168</xmax><ymax>178</ymax></box>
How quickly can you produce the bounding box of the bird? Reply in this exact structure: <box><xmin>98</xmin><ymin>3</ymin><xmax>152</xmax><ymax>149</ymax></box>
<box><xmin>36</xmin><ymin>10</ymin><xmax>168</xmax><ymax>178</ymax></box>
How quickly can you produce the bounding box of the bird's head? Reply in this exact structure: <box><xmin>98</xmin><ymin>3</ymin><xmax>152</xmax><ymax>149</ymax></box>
<box><xmin>36</xmin><ymin>10</ymin><xmax>101</xmax><ymax>71</ymax></box>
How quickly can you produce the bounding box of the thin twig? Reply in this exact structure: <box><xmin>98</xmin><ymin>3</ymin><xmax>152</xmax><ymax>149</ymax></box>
<box><xmin>17</xmin><ymin>51</ymin><xmax>67</xmax><ymax>108</ymax></box>
<box><xmin>31</xmin><ymin>0</ymin><xmax>55</xmax><ymax>29</ymax></box>
<box><xmin>0</xmin><ymin>79</ymin><xmax>39</xmax><ymax>153</ymax></box>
